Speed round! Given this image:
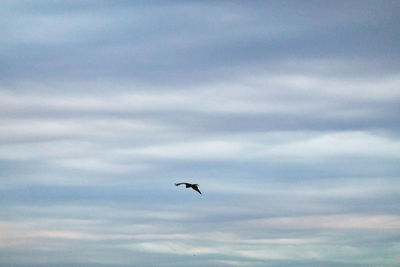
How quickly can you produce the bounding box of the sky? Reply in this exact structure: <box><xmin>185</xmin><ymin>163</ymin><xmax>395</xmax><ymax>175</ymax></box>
<box><xmin>1</xmin><ymin>1</ymin><xmax>400</xmax><ymax>266</ymax></box>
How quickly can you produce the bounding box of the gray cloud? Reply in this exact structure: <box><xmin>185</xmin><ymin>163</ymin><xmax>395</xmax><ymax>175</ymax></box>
<box><xmin>1</xmin><ymin>1</ymin><xmax>399</xmax><ymax>84</ymax></box>
<box><xmin>1</xmin><ymin>1</ymin><xmax>400</xmax><ymax>266</ymax></box>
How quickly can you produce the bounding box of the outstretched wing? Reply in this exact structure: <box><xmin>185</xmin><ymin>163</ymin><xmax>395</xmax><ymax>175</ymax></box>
<box><xmin>175</xmin><ymin>182</ymin><xmax>188</xmax><ymax>186</ymax></box>
<box><xmin>192</xmin><ymin>185</ymin><xmax>202</xmax><ymax>195</ymax></box>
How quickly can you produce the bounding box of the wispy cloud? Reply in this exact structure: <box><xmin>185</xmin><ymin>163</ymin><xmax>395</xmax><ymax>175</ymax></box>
<box><xmin>1</xmin><ymin>1</ymin><xmax>399</xmax><ymax>266</ymax></box>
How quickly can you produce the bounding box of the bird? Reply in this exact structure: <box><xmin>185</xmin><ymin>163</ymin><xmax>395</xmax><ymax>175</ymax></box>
<box><xmin>175</xmin><ymin>182</ymin><xmax>202</xmax><ymax>195</ymax></box>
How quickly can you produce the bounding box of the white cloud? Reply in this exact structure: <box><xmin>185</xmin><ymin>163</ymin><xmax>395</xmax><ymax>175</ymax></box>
<box><xmin>265</xmin><ymin>74</ymin><xmax>400</xmax><ymax>101</ymax></box>
<box><xmin>116</xmin><ymin>131</ymin><xmax>400</xmax><ymax>163</ymax></box>
<box><xmin>132</xmin><ymin>241</ymin><xmax>219</xmax><ymax>255</ymax></box>
<box><xmin>248</xmin><ymin>214</ymin><xmax>400</xmax><ymax>229</ymax></box>
<box><xmin>264</xmin><ymin>131</ymin><xmax>400</xmax><ymax>160</ymax></box>
<box><xmin>2</xmin><ymin>70</ymin><xmax>399</xmax><ymax>118</ymax></box>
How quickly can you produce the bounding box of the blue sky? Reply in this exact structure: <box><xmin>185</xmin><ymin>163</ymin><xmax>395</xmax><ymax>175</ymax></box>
<box><xmin>1</xmin><ymin>1</ymin><xmax>400</xmax><ymax>266</ymax></box>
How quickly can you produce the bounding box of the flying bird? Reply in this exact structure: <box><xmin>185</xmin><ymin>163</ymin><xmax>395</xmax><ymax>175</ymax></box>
<box><xmin>175</xmin><ymin>182</ymin><xmax>202</xmax><ymax>195</ymax></box>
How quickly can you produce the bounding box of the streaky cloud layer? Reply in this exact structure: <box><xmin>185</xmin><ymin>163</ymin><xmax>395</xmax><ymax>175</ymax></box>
<box><xmin>1</xmin><ymin>1</ymin><xmax>399</xmax><ymax>266</ymax></box>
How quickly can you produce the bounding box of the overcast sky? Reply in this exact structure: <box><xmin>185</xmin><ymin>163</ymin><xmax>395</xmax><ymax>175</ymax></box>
<box><xmin>1</xmin><ymin>1</ymin><xmax>400</xmax><ymax>266</ymax></box>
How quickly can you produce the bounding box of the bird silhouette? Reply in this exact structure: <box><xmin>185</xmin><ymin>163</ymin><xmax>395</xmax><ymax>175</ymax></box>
<box><xmin>175</xmin><ymin>182</ymin><xmax>202</xmax><ymax>195</ymax></box>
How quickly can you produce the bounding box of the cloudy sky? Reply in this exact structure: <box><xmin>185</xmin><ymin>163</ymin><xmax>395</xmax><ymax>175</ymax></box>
<box><xmin>1</xmin><ymin>1</ymin><xmax>400</xmax><ymax>266</ymax></box>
